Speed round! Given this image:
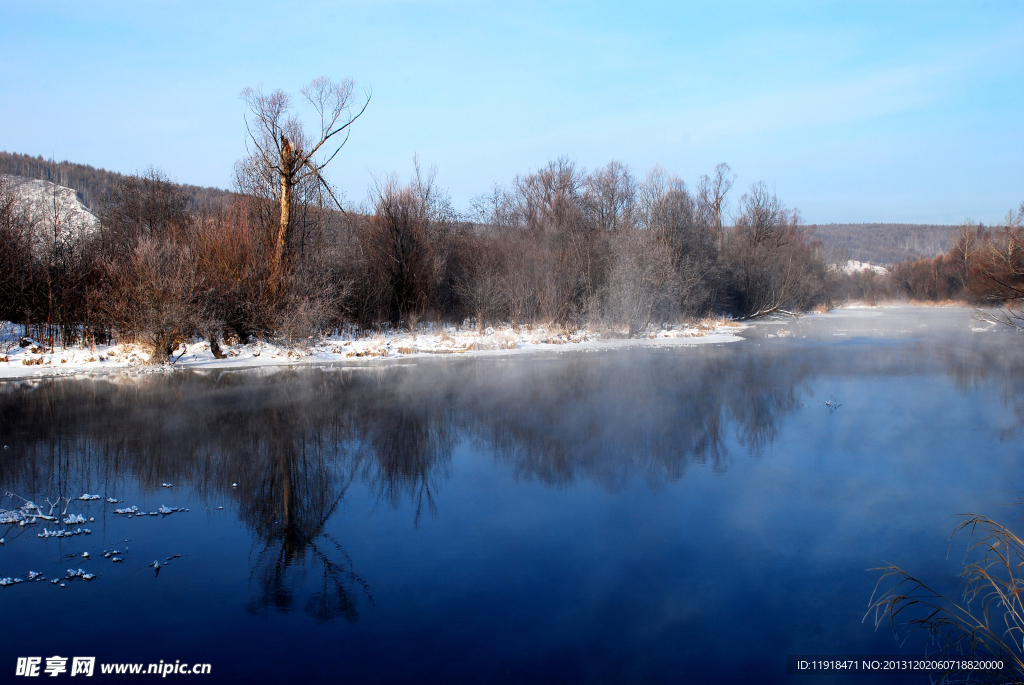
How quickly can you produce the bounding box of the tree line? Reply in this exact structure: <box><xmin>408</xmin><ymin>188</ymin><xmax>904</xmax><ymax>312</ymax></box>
<box><xmin>0</xmin><ymin>150</ymin><xmax>232</xmax><ymax>213</ymax></box>
<box><xmin>0</xmin><ymin>79</ymin><xmax>835</xmax><ymax>359</ymax></box>
<box><xmin>837</xmin><ymin>207</ymin><xmax>1024</xmax><ymax>310</ymax></box>
<box><xmin>0</xmin><ymin>160</ymin><xmax>834</xmax><ymax>357</ymax></box>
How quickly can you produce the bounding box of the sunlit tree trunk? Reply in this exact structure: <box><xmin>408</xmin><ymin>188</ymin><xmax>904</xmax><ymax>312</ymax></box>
<box><xmin>270</xmin><ymin>137</ymin><xmax>297</xmax><ymax>299</ymax></box>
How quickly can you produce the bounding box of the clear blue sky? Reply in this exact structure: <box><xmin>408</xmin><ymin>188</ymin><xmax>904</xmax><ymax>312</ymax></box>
<box><xmin>2</xmin><ymin>1</ymin><xmax>1021</xmax><ymax>224</ymax></box>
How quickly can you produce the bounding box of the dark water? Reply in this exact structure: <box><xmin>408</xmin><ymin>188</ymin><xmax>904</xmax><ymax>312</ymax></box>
<box><xmin>1</xmin><ymin>307</ymin><xmax>1023</xmax><ymax>684</ymax></box>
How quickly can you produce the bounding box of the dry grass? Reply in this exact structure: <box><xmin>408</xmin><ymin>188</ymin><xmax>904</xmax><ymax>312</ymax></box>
<box><xmin>867</xmin><ymin>511</ymin><xmax>1024</xmax><ymax>683</ymax></box>
<box><xmin>908</xmin><ymin>299</ymin><xmax>967</xmax><ymax>307</ymax></box>
<box><xmin>694</xmin><ymin>316</ymin><xmax>732</xmax><ymax>332</ymax></box>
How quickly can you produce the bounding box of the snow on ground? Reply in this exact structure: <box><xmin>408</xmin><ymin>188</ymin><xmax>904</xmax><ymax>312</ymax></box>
<box><xmin>0</xmin><ymin>320</ymin><xmax>746</xmax><ymax>380</ymax></box>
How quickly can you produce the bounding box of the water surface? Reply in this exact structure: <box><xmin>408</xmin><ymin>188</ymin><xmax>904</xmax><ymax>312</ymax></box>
<box><xmin>1</xmin><ymin>307</ymin><xmax>1023</xmax><ymax>683</ymax></box>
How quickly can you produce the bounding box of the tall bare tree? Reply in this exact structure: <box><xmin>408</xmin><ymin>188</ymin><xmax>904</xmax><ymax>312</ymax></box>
<box><xmin>697</xmin><ymin>162</ymin><xmax>735</xmax><ymax>248</ymax></box>
<box><xmin>241</xmin><ymin>77</ymin><xmax>369</xmax><ymax>296</ymax></box>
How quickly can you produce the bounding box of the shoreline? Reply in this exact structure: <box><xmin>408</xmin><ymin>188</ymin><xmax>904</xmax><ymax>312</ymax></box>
<box><xmin>0</xmin><ymin>320</ymin><xmax>747</xmax><ymax>382</ymax></box>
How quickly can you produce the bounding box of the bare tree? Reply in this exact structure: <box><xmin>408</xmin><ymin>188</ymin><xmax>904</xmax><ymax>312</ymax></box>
<box><xmin>697</xmin><ymin>162</ymin><xmax>735</xmax><ymax>248</ymax></box>
<box><xmin>585</xmin><ymin>160</ymin><xmax>637</xmax><ymax>232</ymax></box>
<box><xmin>358</xmin><ymin>162</ymin><xmax>455</xmax><ymax>327</ymax></box>
<box><xmin>949</xmin><ymin>221</ymin><xmax>984</xmax><ymax>292</ymax></box>
<box><xmin>725</xmin><ymin>183</ymin><xmax>827</xmax><ymax>318</ymax></box>
<box><xmin>642</xmin><ymin>168</ymin><xmax>720</xmax><ymax>315</ymax></box>
<box><xmin>606</xmin><ymin>229</ymin><xmax>674</xmax><ymax>336</ymax></box>
<box><xmin>241</xmin><ymin>77</ymin><xmax>369</xmax><ymax>297</ymax></box>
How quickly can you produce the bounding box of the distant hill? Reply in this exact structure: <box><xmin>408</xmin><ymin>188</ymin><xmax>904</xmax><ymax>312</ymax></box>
<box><xmin>0</xmin><ymin>151</ymin><xmax>233</xmax><ymax>213</ymax></box>
<box><xmin>807</xmin><ymin>223</ymin><xmax>959</xmax><ymax>267</ymax></box>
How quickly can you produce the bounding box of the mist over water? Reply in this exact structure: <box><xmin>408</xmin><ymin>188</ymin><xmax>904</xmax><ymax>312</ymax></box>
<box><xmin>1</xmin><ymin>307</ymin><xmax>1022</xmax><ymax>683</ymax></box>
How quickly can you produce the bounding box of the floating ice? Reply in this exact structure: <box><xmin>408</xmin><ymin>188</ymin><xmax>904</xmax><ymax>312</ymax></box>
<box><xmin>111</xmin><ymin>557</ymin><xmax>123</xmax><ymax>563</ymax></box>
<box><xmin>64</xmin><ymin>569</ymin><xmax>94</xmax><ymax>581</ymax></box>
<box><xmin>77</xmin><ymin>494</ymin><xmax>101</xmax><ymax>501</ymax></box>
<box><xmin>27</xmin><ymin>571</ymin><xmax>43</xmax><ymax>580</ymax></box>
<box><xmin>106</xmin><ymin>498</ymin><xmax>121</xmax><ymax>504</ymax></box>
<box><xmin>62</xmin><ymin>514</ymin><xmax>86</xmax><ymax>525</ymax></box>
<box><xmin>81</xmin><ymin>552</ymin><xmax>89</xmax><ymax>559</ymax></box>
<box><xmin>160</xmin><ymin>483</ymin><xmax>173</xmax><ymax>488</ymax></box>
<box><xmin>113</xmin><ymin>506</ymin><xmax>139</xmax><ymax>515</ymax></box>
<box><xmin>37</xmin><ymin>527</ymin><xmax>91</xmax><ymax>538</ymax></box>
<box><xmin>0</xmin><ymin>510</ymin><xmax>26</xmax><ymax>525</ymax></box>
<box><xmin>0</xmin><ymin>577</ymin><xmax>24</xmax><ymax>586</ymax></box>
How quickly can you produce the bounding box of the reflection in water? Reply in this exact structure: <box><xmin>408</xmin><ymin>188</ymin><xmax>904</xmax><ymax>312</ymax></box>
<box><xmin>1</xmin><ymin>326</ymin><xmax>1022</xmax><ymax>623</ymax></box>
<box><xmin>241</xmin><ymin>411</ymin><xmax>369</xmax><ymax>622</ymax></box>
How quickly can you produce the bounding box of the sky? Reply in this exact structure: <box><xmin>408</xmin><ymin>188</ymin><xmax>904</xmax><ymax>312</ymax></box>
<box><xmin>1</xmin><ymin>1</ymin><xmax>1021</xmax><ymax>224</ymax></box>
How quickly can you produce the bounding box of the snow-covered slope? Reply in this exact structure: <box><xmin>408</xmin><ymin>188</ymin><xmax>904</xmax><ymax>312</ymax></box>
<box><xmin>2</xmin><ymin>175</ymin><xmax>99</xmax><ymax>252</ymax></box>
<box><xmin>841</xmin><ymin>260</ymin><xmax>888</xmax><ymax>275</ymax></box>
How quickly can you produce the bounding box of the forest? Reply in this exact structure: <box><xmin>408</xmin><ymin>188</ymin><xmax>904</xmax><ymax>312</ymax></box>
<box><xmin>835</xmin><ymin>209</ymin><xmax>1024</xmax><ymax>313</ymax></box>
<box><xmin>0</xmin><ymin>79</ymin><xmax>1019</xmax><ymax>361</ymax></box>
<box><xmin>0</xmin><ymin>156</ymin><xmax>834</xmax><ymax>360</ymax></box>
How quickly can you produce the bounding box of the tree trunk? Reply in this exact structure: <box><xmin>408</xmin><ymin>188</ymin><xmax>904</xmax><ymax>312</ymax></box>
<box><xmin>270</xmin><ymin>136</ymin><xmax>296</xmax><ymax>298</ymax></box>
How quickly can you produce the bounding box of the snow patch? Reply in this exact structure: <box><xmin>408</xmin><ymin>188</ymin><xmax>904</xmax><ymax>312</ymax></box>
<box><xmin>0</xmin><ymin>319</ymin><xmax>746</xmax><ymax>379</ymax></box>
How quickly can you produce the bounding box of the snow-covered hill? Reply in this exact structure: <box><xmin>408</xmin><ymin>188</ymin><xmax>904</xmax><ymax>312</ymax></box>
<box><xmin>2</xmin><ymin>175</ymin><xmax>99</xmax><ymax>253</ymax></box>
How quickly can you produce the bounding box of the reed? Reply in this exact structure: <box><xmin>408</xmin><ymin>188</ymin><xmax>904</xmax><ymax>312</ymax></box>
<box><xmin>867</xmin><ymin>511</ymin><xmax>1024</xmax><ymax>683</ymax></box>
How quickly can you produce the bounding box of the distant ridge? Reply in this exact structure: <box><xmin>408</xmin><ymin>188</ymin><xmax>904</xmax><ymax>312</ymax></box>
<box><xmin>0</xmin><ymin>151</ymin><xmax>964</xmax><ymax>266</ymax></box>
<box><xmin>807</xmin><ymin>223</ymin><xmax>959</xmax><ymax>267</ymax></box>
<box><xmin>0</xmin><ymin>151</ymin><xmax>233</xmax><ymax>212</ymax></box>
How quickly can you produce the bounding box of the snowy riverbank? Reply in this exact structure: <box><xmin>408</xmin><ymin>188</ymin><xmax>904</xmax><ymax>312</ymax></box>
<box><xmin>0</xmin><ymin>320</ymin><xmax>747</xmax><ymax>380</ymax></box>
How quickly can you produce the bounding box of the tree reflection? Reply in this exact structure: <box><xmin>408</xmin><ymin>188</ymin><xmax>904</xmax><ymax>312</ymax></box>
<box><xmin>5</xmin><ymin>334</ymin><xmax>1017</xmax><ymax>621</ymax></box>
<box><xmin>360</xmin><ymin>404</ymin><xmax>453</xmax><ymax>526</ymax></box>
<box><xmin>240</xmin><ymin>411</ymin><xmax>370</xmax><ymax>622</ymax></box>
